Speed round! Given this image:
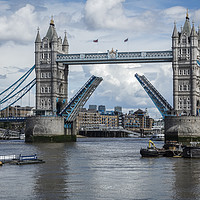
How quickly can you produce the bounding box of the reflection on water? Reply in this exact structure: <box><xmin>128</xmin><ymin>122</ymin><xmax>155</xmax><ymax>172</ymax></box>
<box><xmin>0</xmin><ymin>138</ymin><xmax>200</xmax><ymax>200</ymax></box>
<box><xmin>33</xmin><ymin>143</ymin><xmax>71</xmax><ymax>199</ymax></box>
<box><xmin>173</xmin><ymin>159</ymin><xmax>200</xmax><ymax>200</ymax></box>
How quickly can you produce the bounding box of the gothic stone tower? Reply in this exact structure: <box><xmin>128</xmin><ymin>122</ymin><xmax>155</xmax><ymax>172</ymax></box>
<box><xmin>172</xmin><ymin>12</ymin><xmax>200</xmax><ymax>116</ymax></box>
<box><xmin>165</xmin><ymin>12</ymin><xmax>200</xmax><ymax>144</ymax></box>
<box><xmin>35</xmin><ymin>18</ymin><xmax>69</xmax><ymax>116</ymax></box>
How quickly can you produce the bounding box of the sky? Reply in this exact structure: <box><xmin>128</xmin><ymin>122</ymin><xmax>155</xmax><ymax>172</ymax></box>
<box><xmin>0</xmin><ymin>0</ymin><xmax>200</xmax><ymax>119</ymax></box>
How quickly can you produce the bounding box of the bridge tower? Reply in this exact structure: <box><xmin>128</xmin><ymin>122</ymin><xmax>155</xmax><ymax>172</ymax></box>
<box><xmin>172</xmin><ymin>11</ymin><xmax>200</xmax><ymax>116</ymax></box>
<box><xmin>35</xmin><ymin>18</ymin><xmax>69</xmax><ymax>116</ymax></box>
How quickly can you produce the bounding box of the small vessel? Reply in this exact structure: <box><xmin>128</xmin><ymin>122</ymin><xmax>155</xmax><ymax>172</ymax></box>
<box><xmin>0</xmin><ymin>154</ymin><xmax>45</xmax><ymax>165</ymax></box>
<box><xmin>183</xmin><ymin>146</ymin><xmax>200</xmax><ymax>158</ymax></box>
<box><xmin>140</xmin><ymin>140</ymin><xmax>165</xmax><ymax>157</ymax></box>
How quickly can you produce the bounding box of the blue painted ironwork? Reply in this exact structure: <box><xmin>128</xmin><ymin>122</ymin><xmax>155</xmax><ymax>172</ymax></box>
<box><xmin>0</xmin><ymin>117</ymin><xmax>26</xmax><ymax>122</ymax></box>
<box><xmin>59</xmin><ymin>75</ymin><xmax>103</xmax><ymax>125</ymax></box>
<box><xmin>135</xmin><ymin>73</ymin><xmax>173</xmax><ymax>118</ymax></box>
<box><xmin>0</xmin><ymin>79</ymin><xmax>36</xmax><ymax>111</ymax></box>
<box><xmin>57</xmin><ymin>50</ymin><xmax>173</xmax><ymax>65</ymax></box>
<box><xmin>0</xmin><ymin>65</ymin><xmax>35</xmax><ymax>102</ymax></box>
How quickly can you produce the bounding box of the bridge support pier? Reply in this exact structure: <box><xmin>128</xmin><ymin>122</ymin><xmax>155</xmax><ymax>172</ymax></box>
<box><xmin>165</xmin><ymin>116</ymin><xmax>200</xmax><ymax>146</ymax></box>
<box><xmin>25</xmin><ymin>116</ymin><xmax>76</xmax><ymax>142</ymax></box>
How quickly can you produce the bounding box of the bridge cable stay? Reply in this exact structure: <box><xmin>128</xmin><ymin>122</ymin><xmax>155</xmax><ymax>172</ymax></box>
<box><xmin>135</xmin><ymin>73</ymin><xmax>173</xmax><ymax>118</ymax></box>
<box><xmin>0</xmin><ymin>65</ymin><xmax>35</xmax><ymax>103</ymax></box>
<box><xmin>0</xmin><ymin>79</ymin><xmax>36</xmax><ymax>111</ymax></box>
<box><xmin>59</xmin><ymin>75</ymin><xmax>103</xmax><ymax>127</ymax></box>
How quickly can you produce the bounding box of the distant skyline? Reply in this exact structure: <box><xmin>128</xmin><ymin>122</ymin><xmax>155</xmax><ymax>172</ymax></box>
<box><xmin>0</xmin><ymin>0</ymin><xmax>199</xmax><ymax>119</ymax></box>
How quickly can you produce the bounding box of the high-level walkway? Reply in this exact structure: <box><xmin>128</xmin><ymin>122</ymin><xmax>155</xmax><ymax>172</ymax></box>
<box><xmin>57</xmin><ymin>50</ymin><xmax>173</xmax><ymax>65</ymax></box>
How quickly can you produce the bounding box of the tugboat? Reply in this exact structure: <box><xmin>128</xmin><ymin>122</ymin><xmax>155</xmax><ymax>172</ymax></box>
<box><xmin>140</xmin><ymin>140</ymin><xmax>165</xmax><ymax>157</ymax></box>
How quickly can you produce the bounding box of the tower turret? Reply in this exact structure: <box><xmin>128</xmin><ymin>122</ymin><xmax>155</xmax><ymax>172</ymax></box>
<box><xmin>62</xmin><ymin>31</ymin><xmax>69</xmax><ymax>53</ymax></box>
<box><xmin>190</xmin><ymin>22</ymin><xmax>198</xmax><ymax>115</ymax></box>
<box><xmin>172</xmin><ymin>22</ymin><xmax>179</xmax><ymax>112</ymax></box>
<box><xmin>35</xmin><ymin>28</ymin><xmax>42</xmax><ymax>110</ymax></box>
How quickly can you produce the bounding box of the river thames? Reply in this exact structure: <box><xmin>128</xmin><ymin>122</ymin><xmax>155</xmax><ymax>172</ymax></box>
<box><xmin>0</xmin><ymin>137</ymin><xmax>200</xmax><ymax>200</ymax></box>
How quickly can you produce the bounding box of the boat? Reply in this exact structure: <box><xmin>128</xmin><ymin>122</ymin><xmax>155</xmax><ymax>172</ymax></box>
<box><xmin>0</xmin><ymin>154</ymin><xmax>45</xmax><ymax>165</ymax></box>
<box><xmin>140</xmin><ymin>147</ymin><xmax>159</xmax><ymax>157</ymax></box>
<box><xmin>183</xmin><ymin>146</ymin><xmax>200</xmax><ymax>158</ymax></box>
<box><xmin>150</xmin><ymin>133</ymin><xmax>165</xmax><ymax>141</ymax></box>
<box><xmin>140</xmin><ymin>140</ymin><xmax>165</xmax><ymax>157</ymax></box>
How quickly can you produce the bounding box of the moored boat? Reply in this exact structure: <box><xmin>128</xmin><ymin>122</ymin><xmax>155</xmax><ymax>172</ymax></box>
<box><xmin>140</xmin><ymin>140</ymin><xmax>165</xmax><ymax>157</ymax></box>
<box><xmin>183</xmin><ymin>146</ymin><xmax>200</xmax><ymax>158</ymax></box>
<box><xmin>140</xmin><ymin>148</ymin><xmax>159</xmax><ymax>157</ymax></box>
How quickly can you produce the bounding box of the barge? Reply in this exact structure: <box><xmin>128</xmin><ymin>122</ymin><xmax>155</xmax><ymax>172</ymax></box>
<box><xmin>140</xmin><ymin>140</ymin><xmax>200</xmax><ymax>158</ymax></box>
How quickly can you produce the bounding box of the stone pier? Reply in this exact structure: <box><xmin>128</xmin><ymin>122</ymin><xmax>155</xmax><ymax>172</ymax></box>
<box><xmin>25</xmin><ymin>116</ymin><xmax>76</xmax><ymax>142</ymax></box>
<box><xmin>165</xmin><ymin>116</ymin><xmax>200</xmax><ymax>145</ymax></box>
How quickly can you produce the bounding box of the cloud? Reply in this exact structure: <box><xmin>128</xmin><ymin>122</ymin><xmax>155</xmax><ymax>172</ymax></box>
<box><xmin>0</xmin><ymin>74</ymin><xmax>6</xmax><ymax>79</ymax></box>
<box><xmin>0</xmin><ymin>4</ymin><xmax>37</xmax><ymax>44</ymax></box>
<box><xmin>162</xmin><ymin>6</ymin><xmax>186</xmax><ymax>21</ymax></box>
<box><xmin>84</xmin><ymin>0</ymin><xmax>147</xmax><ymax>31</ymax></box>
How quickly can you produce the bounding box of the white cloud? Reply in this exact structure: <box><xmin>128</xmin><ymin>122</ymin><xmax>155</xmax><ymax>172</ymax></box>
<box><xmin>162</xmin><ymin>6</ymin><xmax>186</xmax><ymax>21</ymax></box>
<box><xmin>84</xmin><ymin>0</ymin><xmax>147</xmax><ymax>31</ymax></box>
<box><xmin>0</xmin><ymin>4</ymin><xmax>37</xmax><ymax>44</ymax></box>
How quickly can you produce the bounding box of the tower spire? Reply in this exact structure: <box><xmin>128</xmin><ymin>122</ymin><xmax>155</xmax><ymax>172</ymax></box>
<box><xmin>35</xmin><ymin>27</ymin><xmax>41</xmax><ymax>43</ymax></box>
<box><xmin>172</xmin><ymin>21</ymin><xmax>178</xmax><ymax>38</ymax></box>
<box><xmin>50</xmin><ymin>15</ymin><xmax>54</xmax><ymax>26</ymax></box>
<box><xmin>186</xmin><ymin>8</ymin><xmax>189</xmax><ymax>19</ymax></box>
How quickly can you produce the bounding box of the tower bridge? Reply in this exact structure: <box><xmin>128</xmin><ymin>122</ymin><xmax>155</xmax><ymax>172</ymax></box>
<box><xmin>1</xmin><ymin>12</ymin><xmax>200</xmax><ymax>144</ymax></box>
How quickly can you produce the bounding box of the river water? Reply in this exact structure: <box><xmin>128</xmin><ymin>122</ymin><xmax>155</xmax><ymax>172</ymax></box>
<box><xmin>0</xmin><ymin>137</ymin><xmax>200</xmax><ymax>200</ymax></box>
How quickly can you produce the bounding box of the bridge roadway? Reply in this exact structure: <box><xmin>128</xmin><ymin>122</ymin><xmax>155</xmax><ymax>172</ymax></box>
<box><xmin>56</xmin><ymin>50</ymin><xmax>173</xmax><ymax>65</ymax></box>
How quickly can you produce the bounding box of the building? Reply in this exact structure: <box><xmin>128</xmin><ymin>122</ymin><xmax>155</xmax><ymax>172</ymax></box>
<box><xmin>35</xmin><ymin>17</ymin><xmax>69</xmax><ymax>116</ymax></box>
<box><xmin>100</xmin><ymin>113</ymin><xmax>118</xmax><ymax>128</ymax></box>
<box><xmin>0</xmin><ymin>106</ymin><xmax>34</xmax><ymax>118</ymax></box>
<box><xmin>124</xmin><ymin>114</ymin><xmax>140</xmax><ymax>130</ymax></box>
<box><xmin>98</xmin><ymin>105</ymin><xmax>106</xmax><ymax>114</ymax></box>
<box><xmin>172</xmin><ymin>11</ymin><xmax>200</xmax><ymax>116</ymax></box>
<box><xmin>76</xmin><ymin>108</ymin><xmax>118</xmax><ymax>130</ymax></box>
<box><xmin>114</xmin><ymin>106</ymin><xmax>122</xmax><ymax>114</ymax></box>
<box><xmin>76</xmin><ymin>106</ymin><xmax>153</xmax><ymax>132</ymax></box>
<box><xmin>88</xmin><ymin>105</ymin><xmax>97</xmax><ymax>111</ymax></box>
<box><xmin>76</xmin><ymin>109</ymin><xmax>100</xmax><ymax>129</ymax></box>
<box><xmin>124</xmin><ymin>109</ymin><xmax>153</xmax><ymax>131</ymax></box>
<box><xmin>134</xmin><ymin>109</ymin><xmax>153</xmax><ymax>129</ymax></box>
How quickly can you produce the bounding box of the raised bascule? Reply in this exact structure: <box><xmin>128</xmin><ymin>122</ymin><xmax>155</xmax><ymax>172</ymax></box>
<box><xmin>1</xmin><ymin>12</ymin><xmax>200</xmax><ymax>144</ymax></box>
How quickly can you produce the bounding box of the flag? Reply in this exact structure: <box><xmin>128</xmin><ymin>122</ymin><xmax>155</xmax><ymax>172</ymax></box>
<box><xmin>124</xmin><ymin>38</ymin><xmax>128</xmax><ymax>42</ymax></box>
<box><xmin>93</xmin><ymin>39</ymin><xmax>98</xmax><ymax>43</ymax></box>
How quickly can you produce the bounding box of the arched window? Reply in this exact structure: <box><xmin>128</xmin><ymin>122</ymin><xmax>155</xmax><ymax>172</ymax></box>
<box><xmin>182</xmin><ymin>38</ymin><xmax>186</xmax><ymax>44</ymax></box>
<box><xmin>41</xmin><ymin>87</ymin><xmax>44</xmax><ymax>93</ymax></box>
